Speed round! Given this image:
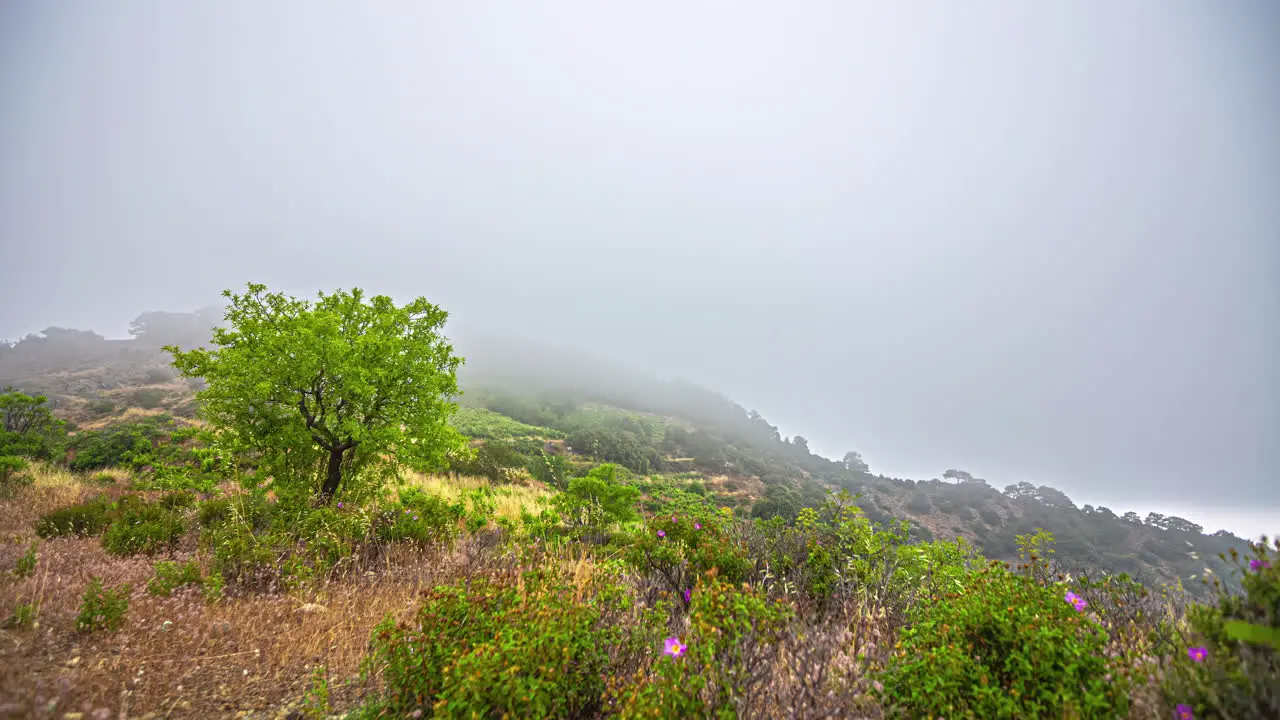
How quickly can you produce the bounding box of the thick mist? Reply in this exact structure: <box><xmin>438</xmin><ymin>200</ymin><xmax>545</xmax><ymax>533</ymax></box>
<box><xmin>1</xmin><ymin>2</ymin><xmax>1277</xmax><ymax>536</ymax></box>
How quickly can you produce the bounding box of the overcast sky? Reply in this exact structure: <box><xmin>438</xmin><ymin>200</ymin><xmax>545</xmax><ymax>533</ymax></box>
<box><xmin>1</xmin><ymin>2</ymin><xmax>1277</xmax><ymax>536</ymax></box>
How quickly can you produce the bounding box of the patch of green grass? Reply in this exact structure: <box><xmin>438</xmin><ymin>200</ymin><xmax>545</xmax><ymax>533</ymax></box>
<box><xmin>450</xmin><ymin>407</ymin><xmax>565</xmax><ymax>441</ymax></box>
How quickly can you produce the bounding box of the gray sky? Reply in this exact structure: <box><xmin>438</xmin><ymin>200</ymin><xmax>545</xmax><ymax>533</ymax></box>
<box><xmin>2</xmin><ymin>2</ymin><xmax>1277</xmax><ymax>535</ymax></box>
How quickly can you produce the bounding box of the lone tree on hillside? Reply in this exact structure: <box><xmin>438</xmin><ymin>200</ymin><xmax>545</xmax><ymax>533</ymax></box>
<box><xmin>166</xmin><ymin>283</ymin><xmax>468</xmax><ymax>502</ymax></box>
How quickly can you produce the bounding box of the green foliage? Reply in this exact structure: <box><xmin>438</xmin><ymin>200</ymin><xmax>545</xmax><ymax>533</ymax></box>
<box><xmin>0</xmin><ymin>387</ymin><xmax>66</xmax><ymax>461</ymax></box>
<box><xmin>302</xmin><ymin>665</ymin><xmax>331</xmax><ymax>720</ymax></box>
<box><xmin>361</xmin><ymin>566</ymin><xmax>629</xmax><ymax>719</ymax></box>
<box><xmin>35</xmin><ymin>496</ymin><xmax>116</xmax><ymax>538</ymax></box>
<box><xmin>608</xmin><ymin>574</ymin><xmax>794</xmax><ymax>717</ymax></box>
<box><xmin>529</xmin><ymin>449</ymin><xmax>572</xmax><ymax>489</ymax></box>
<box><xmin>449</xmin><ymin>406</ymin><xmax>565</xmax><ymax>441</ymax></box>
<box><xmin>198</xmin><ymin>497</ymin><xmax>234</xmax><ymax>528</ymax></box>
<box><xmin>132</xmin><ymin>388</ymin><xmax>167</xmax><ymax>409</ymax></box>
<box><xmin>751</xmin><ymin>484</ymin><xmax>802</xmax><ymax>523</ymax></box>
<box><xmin>203</xmin><ymin>571</ymin><xmax>225</xmax><ymax>602</ymax></box>
<box><xmin>449</xmin><ymin>439</ymin><xmax>529</xmax><ymax>483</ymax></box>
<box><xmin>375</xmin><ymin>487</ymin><xmax>466</xmax><ymax>544</ymax></box>
<box><xmin>101</xmin><ymin>502</ymin><xmax>186</xmax><ymax>556</ymax></box>
<box><xmin>66</xmin><ymin>416</ymin><xmax>173</xmax><ymax>471</ymax></box>
<box><xmin>166</xmin><ymin>283</ymin><xmax>468</xmax><ymax>503</ymax></box>
<box><xmin>86</xmin><ymin>398</ymin><xmax>117</xmax><ymax>416</ymax></box>
<box><xmin>75</xmin><ymin>577</ymin><xmax>130</xmax><ymax>633</ymax></box>
<box><xmin>625</xmin><ymin>500</ymin><xmax>753</xmax><ymax>604</ymax></box>
<box><xmin>875</xmin><ymin>561</ymin><xmax>1129</xmax><ymax>719</ymax></box>
<box><xmin>146</xmin><ymin>560</ymin><xmax>204</xmax><ymax>597</ymax></box>
<box><xmin>550</xmin><ymin>463</ymin><xmax>640</xmax><ymax>540</ymax></box>
<box><xmin>4</xmin><ymin>602</ymin><xmax>37</xmax><ymax>629</ymax></box>
<box><xmin>158</xmin><ymin>490</ymin><xmax>197</xmax><ymax>510</ymax></box>
<box><xmin>1160</xmin><ymin>538</ymin><xmax>1280</xmax><ymax>719</ymax></box>
<box><xmin>13</xmin><ymin>541</ymin><xmax>37</xmax><ymax>578</ymax></box>
<box><xmin>0</xmin><ymin>455</ymin><xmax>29</xmax><ymax>497</ymax></box>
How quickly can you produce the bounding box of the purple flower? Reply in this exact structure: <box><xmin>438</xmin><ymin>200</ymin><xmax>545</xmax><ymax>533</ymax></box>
<box><xmin>683</xmin><ymin>589</ymin><xmax>692</xmax><ymax>603</ymax></box>
<box><xmin>1064</xmin><ymin>591</ymin><xmax>1088</xmax><ymax>612</ymax></box>
<box><xmin>336</xmin><ymin>502</ymin><xmax>343</xmax><ymax>508</ymax></box>
<box><xmin>671</xmin><ymin>514</ymin><xmax>677</xmax><ymax>522</ymax></box>
<box><xmin>1175</xmin><ymin>703</ymin><xmax>1194</xmax><ymax>720</ymax></box>
<box><xmin>663</xmin><ymin>636</ymin><xmax>687</xmax><ymax>658</ymax></box>
<box><xmin>1250</xmin><ymin>559</ymin><xmax>1270</xmax><ymax>571</ymax></box>
<box><xmin>413</xmin><ymin>515</ymin><xmax>419</xmax><ymax>521</ymax></box>
<box><xmin>1187</xmin><ymin>647</ymin><xmax>1207</xmax><ymax>662</ymax></box>
<box><xmin>694</xmin><ymin>522</ymin><xmax>702</xmax><ymax>530</ymax></box>
<box><xmin>657</xmin><ymin>530</ymin><xmax>666</xmax><ymax>538</ymax></box>
<box><xmin>404</xmin><ymin>509</ymin><xmax>410</xmax><ymax>514</ymax></box>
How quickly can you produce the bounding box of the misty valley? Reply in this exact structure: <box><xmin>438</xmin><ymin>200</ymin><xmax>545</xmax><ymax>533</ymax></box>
<box><xmin>0</xmin><ymin>289</ymin><xmax>1274</xmax><ymax>719</ymax></box>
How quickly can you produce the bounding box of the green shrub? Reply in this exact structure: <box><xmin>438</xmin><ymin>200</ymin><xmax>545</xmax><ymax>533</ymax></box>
<box><xmin>1160</xmin><ymin>538</ymin><xmax>1279</xmax><ymax>719</ymax></box>
<box><xmin>529</xmin><ymin>450</ymin><xmax>572</xmax><ymax>490</ymax></box>
<box><xmin>146</xmin><ymin>560</ymin><xmax>204</xmax><ymax>597</ymax></box>
<box><xmin>302</xmin><ymin>665</ymin><xmax>331</xmax><ymax>720</ymax></box>
<box><xmin>875</xmin><ymin>561</ymin><xmax>1129</xmax><ymax>719</ymax></box>
<box><xmin>66</xmin><ymin>418</ymin><xmax>171</xmax><ymax>471</ymax></box>
<box><xmin>550</xmin><ymin>463</ymin><xmax>640</xmax><ymax>541</ymax></box>
<box><xmin>86</xmin><ymin>398</ymin><xmax>117</xmax><ymax>416</ymax></box>
<box><xmin>198</xmin><ymin>497</ymin><xmax>233</xmax><ymax>528</ymax></box>
<box><xmin>132</xmin><ymin>388</ymin><xmax>167</xmax><ymax>409</ymax></box>
<box><xmin>203</xmin><ymin>571</ymin><xmax>225</xmax><ymax>602</ymax></box>
<box><xmin>75</xmin><ymin>576</ymin><xmax>130</xmax><ymax>633</ymax></box>
<box><xmin>35</xmin><ymin>497</ymin><xmax>115</xmax><ymax>538</ymax></box>
<box><xmin>375</xmin><ymin>488</ymin><xmax>465</xmax><ymax>545</ymax></box>
<box><xmin>198</xmin><ymin>494</ymin><xmax>271</xmax><ymax>531</ymax></box>
<box><xmin>204</xmin><ymin>518</ymin><xmax>282</xmax><ymax>582</ymax></box>
<box><xmin>13</xmin><ymin>541</ymin><xmax>37</xmax><ymax>578</ymax></box>
<box><xmin>101</xmin><ymin>503</ymin><xmax>185</xmax><ymax>556</ymax></box>
<box><xmin>158</xmin><ymin>490</ymin><xmax>197</xmax><ymax>510</ymax></box>
<box><xmin>3</xmin><ymin>602</ymin><xmax>37</xmax><ymax>630</ymax></box>
<box><xmin>608</xmin><ymin>573</ymin><xmax>794</xmax><ymax>717</ymax></box>
<box><xmin>0</xmin><ymin>456</ymin><xmax>30</xmax><ymax>498</ymax></box>
<box><xmin>362</xmin><ymin>567</ymin><xmax>628</xmax><ymax>719</ymax></box>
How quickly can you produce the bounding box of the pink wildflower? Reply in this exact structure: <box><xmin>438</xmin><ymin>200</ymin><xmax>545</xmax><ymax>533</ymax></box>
<box><xmin>663</xmin><ymin>637</ymin><xmax>686</xmax><ymax>658</ymax></box>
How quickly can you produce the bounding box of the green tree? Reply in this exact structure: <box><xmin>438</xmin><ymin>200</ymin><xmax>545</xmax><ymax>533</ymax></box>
<box><xmin>551</xmin><ymin>463</ymin><xmax>640</xmax><ymax>537</ymax></box>
<box><xmin>0</xmin><ymin>388</ymin><xmax>66</xmax><ymax>484</ymax></box>
<box><xmin>842</xmin><ymin>450</ymin><xmax>869</xmax><ymax>473</ymax></box>
<box><xmin>166</xmin><ymin>284</ymin><xmax>468</xmax><ymax>502</ymax></box>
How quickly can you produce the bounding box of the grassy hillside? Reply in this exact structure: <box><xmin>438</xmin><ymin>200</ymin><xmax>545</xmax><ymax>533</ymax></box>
<box><xmin>1</xmin><ymin>315</ymin><xmax>1275</xmax><ymax>718</ymax></box>
<box><xmin>0</xmin><ymin>322</ymin><xmax>1251</xmax><ymax>599</ymax></box>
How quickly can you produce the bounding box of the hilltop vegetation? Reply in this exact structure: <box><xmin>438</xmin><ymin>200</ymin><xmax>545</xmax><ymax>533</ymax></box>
<box><xmin>1</xmin><ymin>286</ymin><xmax>1276</xmax><ymax>718</ymax></box>
<box><xmin>0</xmin><ymin>300</ymin><xmax>1256</xmax><ymax>595</ymax></box>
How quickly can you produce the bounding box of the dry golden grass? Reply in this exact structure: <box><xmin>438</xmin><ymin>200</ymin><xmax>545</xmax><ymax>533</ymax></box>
<box><xmin>399</xmin><ymin>471</ymin><xmax>552</xmax><ymax>522</ymax></box>
<box><xmin>0</xmin><ymin>468</ymin><xmax>559</xmax><ymax>718</ymax></box>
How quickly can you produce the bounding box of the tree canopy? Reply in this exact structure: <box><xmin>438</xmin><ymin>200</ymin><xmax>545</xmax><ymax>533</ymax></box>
<box><xmin>0</xmin><ymin>387</ymin><xmax>65</xmax><ymax>484</ymax></box>
<box><xmin>166</xmin><ymin>284</ymin><xmax>468</xmax><ymax>502</ymax></box>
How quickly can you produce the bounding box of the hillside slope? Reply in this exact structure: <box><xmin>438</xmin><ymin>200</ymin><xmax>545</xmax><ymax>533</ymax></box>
<box><xmin>1</xmin><ymin>317</ymin><xmax>1248</xmax><ymax>598</ymax></box>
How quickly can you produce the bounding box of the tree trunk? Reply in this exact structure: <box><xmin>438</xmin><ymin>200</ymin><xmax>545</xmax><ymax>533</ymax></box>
<box><xmin>320</xmin><ymin>447</ymin><xmax>344</xmax><ymax>502</ymax></box>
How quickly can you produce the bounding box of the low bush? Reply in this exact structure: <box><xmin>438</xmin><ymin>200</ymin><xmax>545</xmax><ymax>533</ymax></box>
<box><xmin>1160</xmin><ymin>538</ymin><xmax>1280</xmax><ymax>719</ymax></box>
<box><xmin>361</xmin><ymin>566</ymin><xmax>631</xmax><ymax>719</ymax></box>
<box><xmin>146</xmin><ymin>560</ymin><xmax>204</xmax><ymax>597</ymax></box>
<box><xmin>35</xmin><ymin>496</ymin><xmax>116</xmax><ymax>538</ymax></box>
<box><xmin>874</xmin><ymin>561</ymin><xmax>1130</xmax><ymax>719</ymax></box>
<box><xmin>606</xmin><ymin>572</ymin><xmax>794</xmax><ymax>717</ymax></box>
<box><xmin>158</xmin><ymin>490</ymin><xmax>198</xmax><ymax>510</ymax></box>
<box><xmin>13</xmin><ymin>541</ymin><xmax>37</xmax><ymax>578</ymax></box>
<box><xmin>374</xmin><ymin>488</ymin><xmax>465</xmax><ymax>545</ymax></box>
<box><xmin>75</xmin><ymin>577</ymin><xmax>130</xmax><ymax>633</ymax></box>
<box><xmin>197</xmin><ymin>497</ymin><xmax>233</xmax><ymax>528</ymax></box>
<box><xmin>101</xmin><ymin>503</ymin><xmax>185</xmax><ymax>556</ymax></box>
<box><xmin>3</xmin><ymin>602</ymin><xmax>37</xmax><ymax>630</ymax></box>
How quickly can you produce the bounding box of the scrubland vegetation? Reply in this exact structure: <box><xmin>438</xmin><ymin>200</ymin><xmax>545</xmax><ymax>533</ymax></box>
<box><xmin>1</xmin><ymin>286</ymin><xmax>1276</xmax><ymax>718</ymax></box>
